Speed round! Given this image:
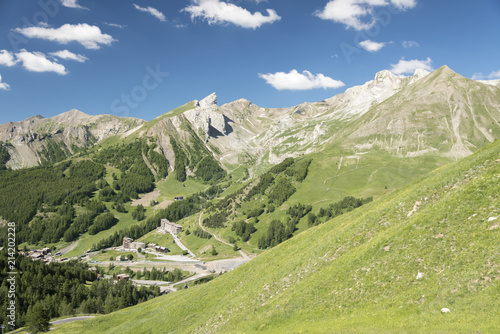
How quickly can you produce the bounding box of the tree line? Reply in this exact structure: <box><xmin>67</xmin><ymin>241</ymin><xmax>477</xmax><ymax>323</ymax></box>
<box><xmin>0</xmin><ymin>250</ymin><xmax>160</xmax><ymax>331</ymax></box>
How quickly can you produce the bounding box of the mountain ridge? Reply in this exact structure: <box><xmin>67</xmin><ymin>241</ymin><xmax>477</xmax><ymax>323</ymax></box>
<box><xmin>1</xmin><ymin>66</ymin><xmax>499</xmax><ymax>170</ymax></box>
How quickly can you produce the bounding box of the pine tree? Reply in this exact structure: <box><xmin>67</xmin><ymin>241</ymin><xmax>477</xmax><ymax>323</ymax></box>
<box><xmin>25</xmin><ymin>302</ymin><xmax>50</xmax><ymax>333</ymax></box>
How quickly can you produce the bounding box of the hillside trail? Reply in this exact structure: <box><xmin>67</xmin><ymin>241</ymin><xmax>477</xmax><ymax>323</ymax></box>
<box><xmin>198</xmin><ymin>211</ymin><xmax>250</xmax><ymax>260</ymax></box>
<box><xmin>60</xmin><ymin>241</ymin><xmax>78</xmax><ymax>255</ymax></box>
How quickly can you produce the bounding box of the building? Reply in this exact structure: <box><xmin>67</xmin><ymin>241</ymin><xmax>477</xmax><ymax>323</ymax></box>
<box><xmin>116</xmin><ymin>274</ymin><xmax>130</xmax><ymax>281</ymax></box>
<box><xmin>122</xmin><ymin>237</ymin><xmax>146</xmax><ymax>250</ymax></box>
<box><xmin>160</xmin><ymin>219</ymin><xmax>183</xmax><ymax>235</ymax></box>
<box><xmin>155</xmin><ymin>246</ymin><xmax>169</xmax><ymax>253</ymax></box>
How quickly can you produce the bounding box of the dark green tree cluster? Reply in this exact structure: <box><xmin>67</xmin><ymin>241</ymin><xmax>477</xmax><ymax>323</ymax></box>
<box><xmin>63</xmin><ymin>200</ymin><xmax>107</xmax><ymax>242</ymax></box>
<box><xmin>132</xmin><ymin>205</ymin><xmax>146</xmax><ymax>221</ymax></box>
<box><xmin>39</xmin><ymin>138</ymin><xmax>71</xmax><ymax>165</ymax></box>
<box><xmin>258</xmin><ymin>219</ymin><xmax>295</xmax><ymax>249</ymax></box>
<box><xmin>118</xmin><ymin>161</ymin><xmax>155</xmax><ymax>199</ymax></box>
<box><xmin>122</xmin><ymin>266</ymin><xmax>183</xmax><ymax>282</ymax></box>
<box><xmin>145</xmin><ymin>142</ymin><xmax>169</xmax><ymax>179</ymax></box>
<box><xmin>246</xmin><ymin>207</ymin><xmax>264</xmax><ymax>219</ymax></box>
<box><xmin>99</xmin><ymin>186</ymin><xmax>116</xmax><ymax>202</ymax></box>
<box><xmin>286</xmin><ymin>203</ymin><xmax>312</xmax><ymax>219</ymax></box>
<box><xmin>269</xmin><ymin>157</ymin><xmax>295</xmax><ymax>174</ymax></box>
<box><xmin>194</xmin><ymin>156</ymin><xmax>226</xmax><ymax>182</ymax></box>
<box><xmin>232</xmin><ymin>221</ymin><xmax>256</xmax><ymax>242</ymax></box>
<box><xmin>268</xmin><ymin>178</ymin><xmax>296</xmax><ymax>206</ymax></box>
<box><xmin>88</xmin><ymin>212</ymin><xmax>118</xmax><ymax>235</ymax></box>
<box><xmin>245</xmin><ymin>157</ymin><xmax>304</xmax><ymax>203</ymax></box>
<box><xmin>0</xmin><ymin>159</ymin><xmax>104</xmax><ymax>229</ymax></box>
<box><xmin>0</xmin><ymin>251</ymin><xmax>160</xmax><ymax>330</ymax></box>
<box><xmin>202</xmin><ymin>212</ymin><xmax>226</xmax><ymax>228</ymax></box>
<box><xmin>0</xmin><ymin>141</ymin><xmax>11</xmax><ymax>170</ymax></box>
<box><xmin>285</xmin><ymin>158</ymin><xmax>312</xmax><ymax>181</ymax></box>
<box><xmin>316</xmin><ymin>196</ymin><xmax>373</xmax><ymax>225</ymax></box>
<box><xmin>193</xmin><ymin>227</ymin><xmax>212</xmax><ymax>239</ymax></box>
<box><xmin>170</xmin><ymin>137</ymin><xmax>188</xmax><ymax>182</ymax></box>
<box><xmin>26</xmin><ymin>203</ymin><xmax>75</xmax><ymax>244</ymax></box>
<box><xmin>245</xmin><ymin>173</ymin><xmax>274</xmax><ymax>200</ymax></box>
<box><xmin>313</xmin><ymin>196</ymin><xmax>373</xmax><ymax>226</ymax></box>
<box><xmin>93</xmin><ymin>140</ymin><xmax>156</xmax><ymax>199</ymax></box>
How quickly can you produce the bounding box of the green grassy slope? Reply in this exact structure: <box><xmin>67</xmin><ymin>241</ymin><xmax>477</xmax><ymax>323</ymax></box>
<box><xmin>53</xmin><ymin>140</ymin><xmax>500</xmax><ymax>333</ymax></box>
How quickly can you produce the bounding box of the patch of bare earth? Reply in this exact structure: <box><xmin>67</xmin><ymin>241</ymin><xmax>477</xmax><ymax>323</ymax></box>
<box><xmin>131</xmin><ymin>190</ymin><xmax>160</xmax><ymax>207</ymax></box>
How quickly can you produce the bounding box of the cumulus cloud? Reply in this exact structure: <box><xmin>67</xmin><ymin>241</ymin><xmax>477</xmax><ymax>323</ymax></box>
<box><xmin>359</xmin><ymin>39</ymin><xmax>387</xmax><ymax>52</ymax></box>
<box><xmin>389</xmin><ymin>57</ymin><xmax>433</xmax><ymax>75</ymax></box>
<box><xmin>14</xmin><ymin>23</ymin><xmax>115</xmax><ymax>50</ymax></box>
<box><xmin>402</xmin><ymin>40</ymin><xmax>419</xmax><ymax>48</ymax></box>
<box><xmin>472</xmin><ymin>70</ymin><xmax>500</xmax><ymax>80</ymax></box>
<box><xmin>15</xmin><ymin>50</ymin><xmax>67</xmax><ymax>75</ymax></box>
<box><xmin>60</xmin><ymin>0</ymin><xmax>88</xmax><ymax>10</ymax></box>
<box><xmin>183</xmin><ymin>0</ymin><xmax>281</xmax><ymax>29</ymax></box>
<box><xmin>0</xmin><ymin>74</ymin><xmax>10</xmax><ymax>91</ymax></box>
<box><xmin>133</xmin><ymin>4</ymin><xmax>166</xmax><ymax>22</ymax></box>
<box><xmin>0</xmin><ymin>49</ymin><xmax>70</xmax><ymax>75</ymax></box>
<box><xmin>50</xmin><ymin>50</ymin><xmax>88</xmax><ymax>63</ymax></box>
<box><xmin>0</xmin><ymin>50</ymin><xmax>17</xmax><ymax>67</ymax></box>
<box><xmin>259</xmin><ymin>70</ymin><xmax>345</xmax><ymax>90</ymax></box>
<box><xmin>316</xmin><ymin>0</ymin><xmax>417</xmax><ymax>30</ymax></box>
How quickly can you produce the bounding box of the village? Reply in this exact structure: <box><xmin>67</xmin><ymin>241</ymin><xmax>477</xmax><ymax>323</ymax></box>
<box><xmin>19</xmin><ymin>218</ymin><xmax>251</xmax><ymax>293</ymax></box>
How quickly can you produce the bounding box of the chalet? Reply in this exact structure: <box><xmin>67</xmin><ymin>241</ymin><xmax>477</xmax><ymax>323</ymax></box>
<box><xmin>155</xmin><ymin>246</ymin><xmax>169</xmax><ymax>253</ymax></box>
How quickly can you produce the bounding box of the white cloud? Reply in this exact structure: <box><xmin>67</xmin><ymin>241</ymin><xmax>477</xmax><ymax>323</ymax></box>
<box><xmin>15</xmin><ymin>50</ymin><xmax>67</xmax><ymax>75</ymax></box>
<box><xmin>0</xmin><ymin>49</ymin><xmax>69</xmax><ymax>75</ymax></box>
<box><xmin>0</xmin><ymin>74</ymin><xmax>10</xmax><ymax>91</ymax></box>
<box><xmin>16</xmin><ymin>50</ymin><xmax>67</xmax><ymax>75</ymax></box>
<box><xmin>472</xmin><ymin>70</ymin><xmax>500</xmax><ymax>80</ymax></box>
<box><xmin>60</xmin><ymin>0</ymin><xmax>88</xmax><ymax>10</ymax></box>
<box><xmin>403</xmin><ymin>40</ymin><xmax>419</xmax><ymax>48</ymax></box>
<box><xmin>183</xmin><ymin>0</ymin><xmax>281</xmax><ymax>29</ymax></box>
<box><xmin>0</xmin><ymin>50</ymin><xmax>17</xmax><ymax>67</ymax></box>
<box><xmin>50</xmin><ymin>50</ymin><xmax>88</xmax><ymax>63</ymax></box>
<box><xmin>259</xmin><ymin>70</ymin><xmax>345</xmax><ymax>90</ymax></box>
<box><xmin>133</xmin><ymin>4</ymin><xmax>166</xmax><ymax>22</ymax></box>
<box><xmin>14</xmin><ymin>23</ymin><xmax>115</xmax><ymax>50</ymax></box>
<box><xmin>105</xmin><ymin>22</ymin><xmax>126</xmax><ymax>29</ymax></box>
<box><xmin>316</xmin><ymin>0</ymin><xmax>417</xmax><ymax>30</ymax></box>
<box><xmin>389</xmin><ymin>57</ymin><xmax>433</xmax><ymax>75</ymax></box>
<box><xmin>359</xmin><ymin>39</ymin><xmax>387</xmax><ymax>52</ymax></box>
<box><xmin>390</xmin><ymin>0</ymin><xmax>416</xmax><ymax>9</ymax></box>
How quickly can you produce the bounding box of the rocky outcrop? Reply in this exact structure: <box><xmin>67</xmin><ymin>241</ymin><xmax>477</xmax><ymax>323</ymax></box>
<box><xmin>0</xmin><ymin>110</ymin><xmax>145</xmax><ymax>169</ymax></box>
<box><xmin>184</xmin><ymin>93</ymin><xmax>229</xmax><ymax>141</ymax></box>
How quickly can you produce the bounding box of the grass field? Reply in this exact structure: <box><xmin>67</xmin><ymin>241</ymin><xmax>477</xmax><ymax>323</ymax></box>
<box><xmin>52</xmin><ymin>139</ymin><xmax>500</xmax><ymax>334</ymax></box>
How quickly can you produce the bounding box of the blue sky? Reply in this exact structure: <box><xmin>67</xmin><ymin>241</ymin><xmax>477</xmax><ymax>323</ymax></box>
<box><xmin>0</xmin><ymin>0</ymin><xmax>499</xmax><ymax>123</ymax></box>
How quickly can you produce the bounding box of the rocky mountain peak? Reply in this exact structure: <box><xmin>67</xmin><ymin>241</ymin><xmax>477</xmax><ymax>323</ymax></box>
<box><xmin>184</xmin><ymin>93</ymin><xmax>228</xmax><ymax>141</ymax></box>
<box><xmin>198</xmin><ymin>92</ymin><xmax>218</xmax><ymax>108</ymax></box>
<box><xmin>413</xmin><ymin>68</ymin><xmax>430</xmax><ymax>79</ymax></box>
<box><xmin>375</xmin><ymin>70</ymin><xmax>399</xmax><ymax>84</ymax></box>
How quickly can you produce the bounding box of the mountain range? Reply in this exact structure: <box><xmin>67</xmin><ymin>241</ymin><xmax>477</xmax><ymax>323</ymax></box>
<box><xmin>2</xmin><ymin>66</ymin><xmax>499</xmax><ymax>174</ymax></box>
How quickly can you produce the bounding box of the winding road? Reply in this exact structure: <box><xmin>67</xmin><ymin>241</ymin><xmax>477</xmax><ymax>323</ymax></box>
<box><xmin>198</xmin><ymin>211</ymin><xmax>250</xmax><ymax>260</ymax></box>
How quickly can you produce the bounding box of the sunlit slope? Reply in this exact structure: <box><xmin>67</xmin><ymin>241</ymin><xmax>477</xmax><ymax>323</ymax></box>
<box><xmin>54</xmin><ymin>140</ymin><xmax>500</xmax><ymax>333</ymax></box>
